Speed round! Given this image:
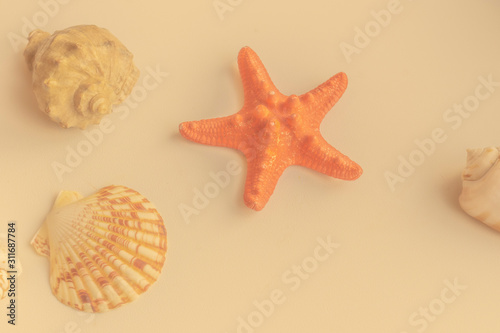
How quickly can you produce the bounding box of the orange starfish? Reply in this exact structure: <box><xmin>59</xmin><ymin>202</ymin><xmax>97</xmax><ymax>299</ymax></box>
<box><xmin>179</xmin><ymin>46</ymin><xmax>362</xmax><ymax>211</ymax></box>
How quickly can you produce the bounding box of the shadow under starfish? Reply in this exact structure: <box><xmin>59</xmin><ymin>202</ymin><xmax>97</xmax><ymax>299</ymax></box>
<box><xmin>179</xmin><ymin>46</ymin><xmax>362</xmax><ymax>211</ymax></box>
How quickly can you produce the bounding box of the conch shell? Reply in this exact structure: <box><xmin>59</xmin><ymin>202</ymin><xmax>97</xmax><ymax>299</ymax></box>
<box><xmin>31</xmin><ymin>185</ymin><xmax>167</xmax><ymax>312</ymax></box>
<box><xmin>24</xmin><ymin>25</ymin><xmax>140</xmax><ymax>129</ymax></box>
<box><xmin>459</xmin><ymin>147</ymin><xmax>500</xmax><ymax>231</ymax></box>
<box><xmin>0</xmin><ymin>233</ymin><xmax>22</xmax><ymax>301</ymax></box>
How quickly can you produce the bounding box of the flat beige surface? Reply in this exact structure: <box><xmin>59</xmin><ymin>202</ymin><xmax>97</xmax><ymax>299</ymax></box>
<box><xmin>1</xmin><ymin>0</ymin><xmax>500</xmax><ymax>332</ymax></box>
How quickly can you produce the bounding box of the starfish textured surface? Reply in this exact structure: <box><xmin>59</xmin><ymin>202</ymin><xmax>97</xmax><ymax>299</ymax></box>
<box><xmin>179</xmin><ymin>46</ymin><xmax>362</xmax><ymax>211</ymax></box>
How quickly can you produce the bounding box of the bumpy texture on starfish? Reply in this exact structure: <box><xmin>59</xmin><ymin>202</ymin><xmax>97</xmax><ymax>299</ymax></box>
<box><xmin>179</xmin><ymin>46</ymin><xmax>362</xmax><ymax>211</ymax></box>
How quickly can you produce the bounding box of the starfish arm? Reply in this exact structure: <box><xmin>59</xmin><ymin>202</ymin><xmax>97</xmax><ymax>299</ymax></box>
<box><xmin>300</xmin><ymin>72</ymin><xmax>348</xmax><ymax>126</ymax></box>
<box><xmin>179</xmin><ymin>115</ymin><xmax>243</xmax><ymax>149</ymax></box>
<box><xmin>242</xmin><ymin>150</ymin><xmax>290</xmax><ymax>211</ymax></box>
<box><xmin>179</xmin><ymin>47</ymin><xmax>361</xmax><ymax>211</ymax></box>
<box><xmin>295</xmin><ymin>136</ymin><xmax>362</xmax><ymax>180</ymax></box>
<box><xmin>238</xmin><ymin>47</ymin><xmax>283</xmax><ymax>106</ymax></box>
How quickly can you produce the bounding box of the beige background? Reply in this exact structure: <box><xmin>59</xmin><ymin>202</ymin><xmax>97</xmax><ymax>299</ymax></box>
<box><xmin>1</xmin><ymin>0</ymin><xmax>500</xmax><ymax>332</ymax></box>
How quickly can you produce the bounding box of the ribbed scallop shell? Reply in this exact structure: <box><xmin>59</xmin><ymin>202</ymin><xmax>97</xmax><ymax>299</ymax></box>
<box><xmin>31</xmin><ymin>185</ymin><xmax>167</xmax><ymax>312</ymax></box>
<box><xmin>459</xmin><ymin>147</ymin><xmax>500</xmax><ymax>231</ymax></box>
<box><xmin>24</xmin><ymin>25</ymin><xmax>140</xmax><ymax>129</ymax></box>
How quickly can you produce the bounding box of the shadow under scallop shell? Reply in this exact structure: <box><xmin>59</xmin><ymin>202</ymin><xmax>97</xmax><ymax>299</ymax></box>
<box><xmin>31</xmin><ymin>185</ymin><xmax>167</xmax><ymax>313</ymax></box>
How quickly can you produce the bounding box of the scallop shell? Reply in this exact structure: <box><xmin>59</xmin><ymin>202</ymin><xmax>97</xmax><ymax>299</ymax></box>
<box><xmin>459</xmin><ymin>147</ymin><xmax>500</xmax><ymax>231</ymax></box>
<box><xmin>31</xmin><ymin>185</ymin><xmax>167</xmax><ymax>312</ymax></box>
<box><xmin>24</xmin><ymin>25</ymin><xmax>140</xmax><ymax>129</ymax></box>
<box><xmin>0</xmin><ymin>233</ymin><xmax>22</xmax><ymax>301</ymax></box>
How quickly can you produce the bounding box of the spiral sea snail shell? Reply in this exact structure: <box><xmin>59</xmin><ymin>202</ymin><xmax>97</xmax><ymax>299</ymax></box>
<box><xmin>24</xmin><ymin>25</ymin><xmax>140</xmax><ymax>129</ymax></box>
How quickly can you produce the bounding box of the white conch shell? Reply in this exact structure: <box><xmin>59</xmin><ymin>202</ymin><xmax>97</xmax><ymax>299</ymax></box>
<box><xmin>31</xmin><ymin>185</ymin><xmax>167</xmax><ymax>312</ymax></box>
<box><xmin>459</xmin><ymin>147</ymin><xmax>500</xmax><ymax>231</ymax></box>
<box><xmin>0</xmin><ymin>233</ymin><xmax>22</xmax><ymax>301</ymax></box>
<box><xmin>24</xmin><ymin>25</ymin><xmax>140</xmax><ymax>129</ymax></box>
